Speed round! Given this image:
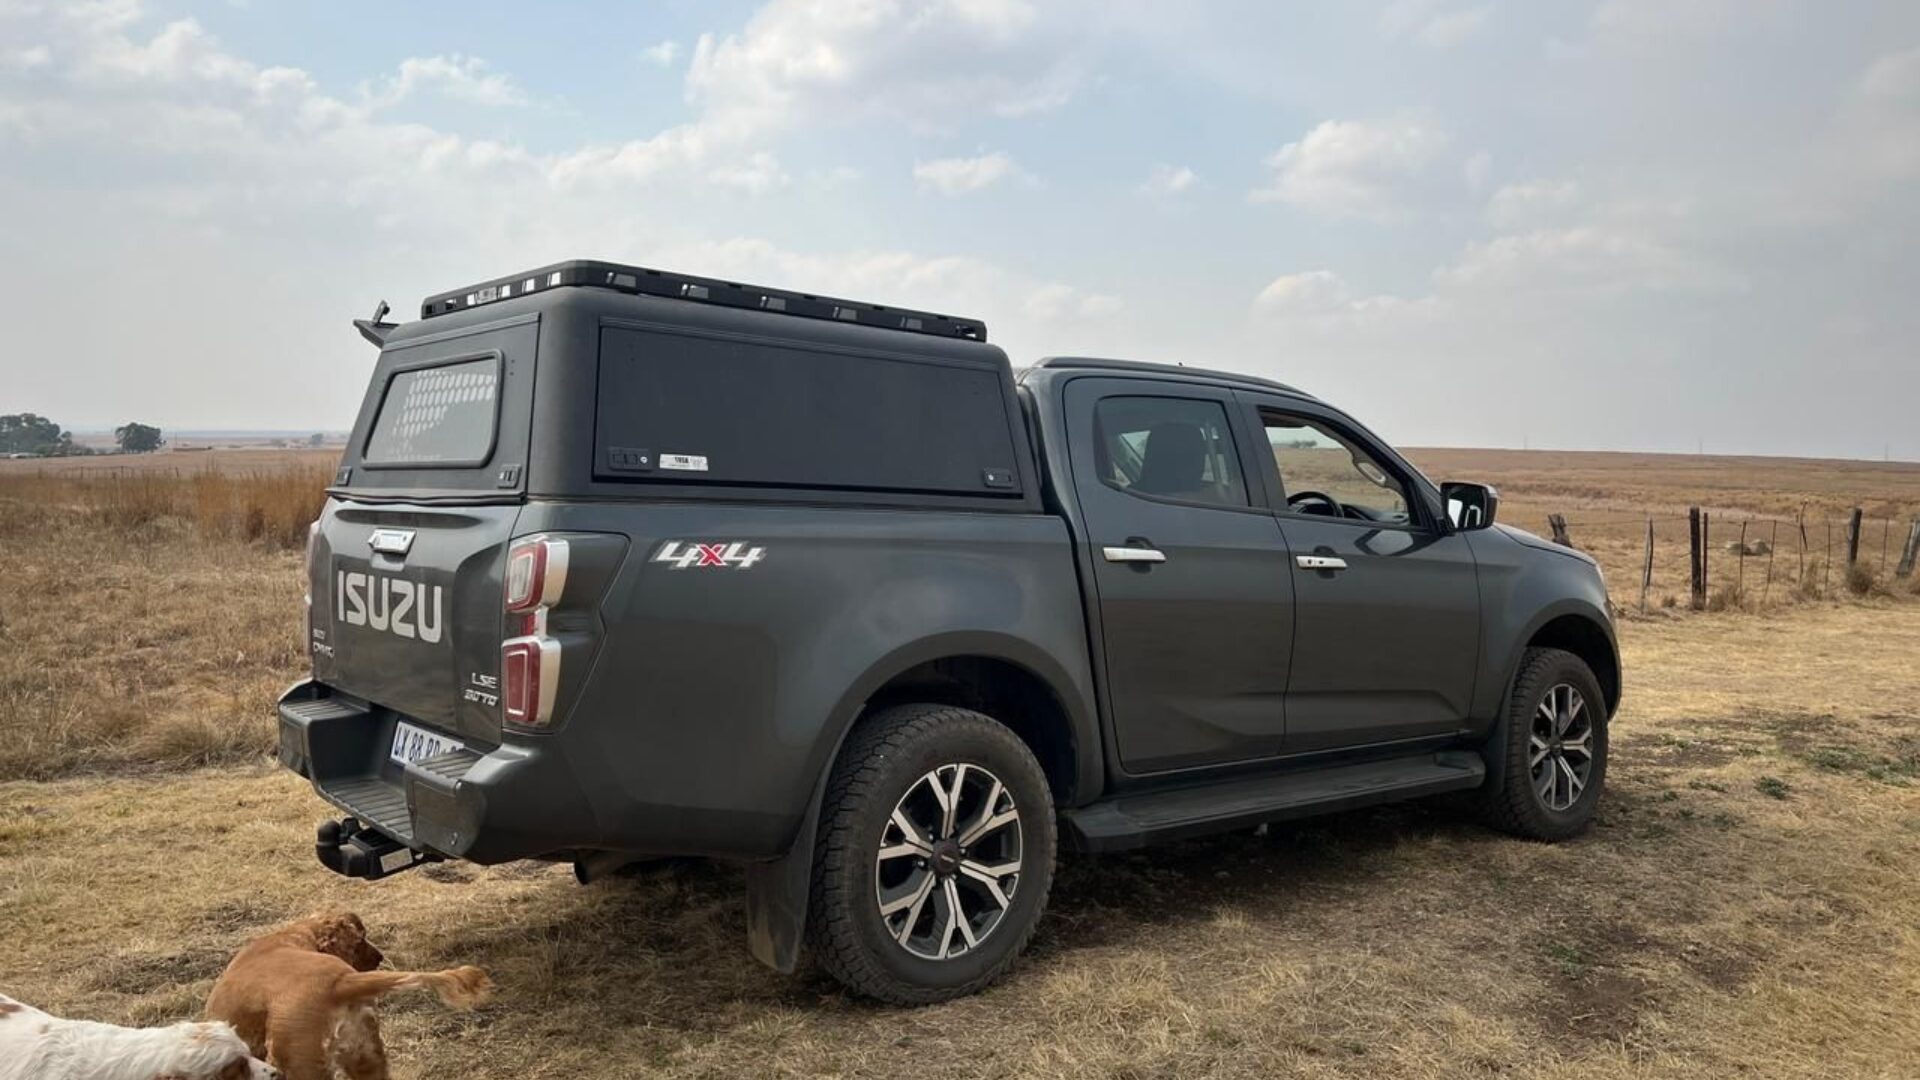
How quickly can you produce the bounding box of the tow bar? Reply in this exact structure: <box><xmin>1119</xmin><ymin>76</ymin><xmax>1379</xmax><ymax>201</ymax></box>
<box><xmin>316</xmin><ymin>817</ymin><xmax>436</xmax><ymax>880</ymax></box>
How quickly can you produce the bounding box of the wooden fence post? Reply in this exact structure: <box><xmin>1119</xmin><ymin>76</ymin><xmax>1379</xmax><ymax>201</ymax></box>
<box><xmin>1762</xmin><ymin>519</ymin><xmax>1779</xmax><ymax>605</ymax></box>
<box><xmin>1879</xmin><ymin>517</ymin><xmax>1891</xmax><ymax>573</ymax></box>
<box><xmin>1846</xmin><ymin>507</ymin><xmax>1863</xmax><ymax>566</ymax></box>
<box><xmin>1796</xmin><ymin>512</ymin><xmax>1808</xmax><ymax>583</ymax></box>
<box><xmin>1736</xmin><ymin>520</ymin><xmax>1749</xmax><ymax>592</ymax></box>
<box><xmin>1640</xmin><ymin>517</ymin><xmax>1654</xmax><ymax>614</ymax></box>
<box><xmin>1897</xmin><ymin>519</ymin><xmax>1920</xmax><ymax>579</ymax></box>
<box><xmin>1688</xmin><ymin>506</ymin><xmax>1705</xmax><ymax>609</ymax></box>
<box><xmin>1702</xmin><ymin>511</ymin><xmax>1711</xmax><ymax>601</ymax></box>
<box><xmin>1823</xmin><ymin>518</ymin><xmax>1833</xmax><ymax>594</ymax></box>
<box><xmin>1548</xmin><ymin>513</ymin><xmax>1572</xmax><ymax>547</ymax></box>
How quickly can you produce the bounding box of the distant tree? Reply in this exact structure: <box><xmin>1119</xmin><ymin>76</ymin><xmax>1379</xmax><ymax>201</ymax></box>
<box><xmin>115</xmin><ymin>422</ymin><xmax>164</xmax><ymax>453</ymax></box>
<box><xmin>0</xmin><ymin>413</ymin><xmax>76</xmax><ymax>456</ymax></box>
<box><xmin>308</xmin><ymin>432</ymin><xmax>326</xmax><ymax>447</ymax></box>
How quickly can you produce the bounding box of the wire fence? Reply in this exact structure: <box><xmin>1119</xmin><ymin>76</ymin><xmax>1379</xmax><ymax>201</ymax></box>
<box><xmin>1529</xmin><ymin>505</ymin><xmax>1920</xmax><ymax>614</ymax></box>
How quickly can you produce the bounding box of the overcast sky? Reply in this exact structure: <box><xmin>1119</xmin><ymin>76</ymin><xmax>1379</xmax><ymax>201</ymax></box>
<box><xmin>2</xmin><ymin>1</ymin><xmax>1916</xmax><ymax>458</ymax></box>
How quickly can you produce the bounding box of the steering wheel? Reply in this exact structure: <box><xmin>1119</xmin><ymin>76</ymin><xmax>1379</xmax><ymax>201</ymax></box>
<box><xmin>1286</xmin><ymin>490</ymin><xmax>1341</xmax><ymax>516</ymax></box>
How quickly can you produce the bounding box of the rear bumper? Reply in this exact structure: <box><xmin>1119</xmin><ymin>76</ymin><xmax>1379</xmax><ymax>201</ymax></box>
<box><xmin>276</xmin><ymin>679</ymin><xmax>597</xmax><ymax>865</ymax></box>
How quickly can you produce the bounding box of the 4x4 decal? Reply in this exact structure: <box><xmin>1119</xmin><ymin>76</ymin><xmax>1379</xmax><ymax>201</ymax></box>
<box><xmin>652</xmin><ymin>540</ymin><xmax>766</xmax><ymax>570</ymax></box>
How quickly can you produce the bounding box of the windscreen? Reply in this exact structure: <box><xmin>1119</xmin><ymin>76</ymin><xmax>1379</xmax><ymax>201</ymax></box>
<box><xmin>363</xmin><ymin>356</ymin><xmax>501</xmax><ymax>467</ymax></box>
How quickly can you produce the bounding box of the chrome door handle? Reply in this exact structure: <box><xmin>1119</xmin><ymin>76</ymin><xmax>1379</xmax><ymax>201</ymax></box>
<box><xmin>1103</xmin><ymin>546</ymin><xmax>1168</xmax><ymax>564</ymax></box>
<box><xmin>1296</xmin><ymin>555</ymin><xmax>1348</xmax><ymax>570</ymax></box>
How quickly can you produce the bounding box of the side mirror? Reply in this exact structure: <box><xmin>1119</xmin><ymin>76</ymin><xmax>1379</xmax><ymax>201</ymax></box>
<box><xmin>1442</xmin><ymin>481</ymin><xmax>1499</xmax><ymax>531</ymax></box>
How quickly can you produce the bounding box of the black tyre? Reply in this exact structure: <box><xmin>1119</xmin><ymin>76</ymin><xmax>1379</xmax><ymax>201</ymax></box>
<box><xmin>806</xmin><ymin>703</ymin><xmax>1056</xmax><ymax>1004</ymax></box>
<box><xmin>1478</xmin><ymin>648</ymin><xmax>1609</xmax><ymax>841</ymax></box>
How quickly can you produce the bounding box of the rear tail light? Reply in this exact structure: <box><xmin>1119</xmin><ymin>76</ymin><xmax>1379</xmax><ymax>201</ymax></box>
<box><xmin>303</xmin><ymin>519</ymin><xmax>321</xmax><ymax>610</ymax></box>
<box><xmin>502</xmin><ymin>535</ymin><xmax>569</xmax><ymax>729</ymax></box>
<box><xmin>505</xmin><ymin>535</ymin><xmax>569</xmax><ymax>613</ymax></box>
<box><xmin>501</xmin><ymin>636</ymin><xmax>561</xmax><ymax>727</ymax></box>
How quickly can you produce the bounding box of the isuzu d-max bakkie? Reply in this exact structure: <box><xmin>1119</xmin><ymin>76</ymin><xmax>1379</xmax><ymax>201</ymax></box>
<box><xmin>280</xmin><ymin>260</ymin><xmax>1618</xmax><ymax>1003</ymax></box>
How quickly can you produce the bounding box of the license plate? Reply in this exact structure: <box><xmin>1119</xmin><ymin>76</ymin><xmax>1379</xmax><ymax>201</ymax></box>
<box><xmin>390</xmin><ymin>721</ymin><xmax>458</xmax><ymax>766</ymax></box>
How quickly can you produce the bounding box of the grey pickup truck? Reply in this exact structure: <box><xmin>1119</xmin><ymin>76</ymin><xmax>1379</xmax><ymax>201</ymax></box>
<box><xmin>280</xmin><ymin>260</ymin><xmax>1618</xmax><ymax>1003</ymax></box>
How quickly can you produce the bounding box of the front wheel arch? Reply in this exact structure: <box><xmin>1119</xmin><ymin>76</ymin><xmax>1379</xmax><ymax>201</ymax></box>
<box><xmin>1476</xmin><ymin>609</ymin><xmax>1618</xmax><ymax>802</ymax></box>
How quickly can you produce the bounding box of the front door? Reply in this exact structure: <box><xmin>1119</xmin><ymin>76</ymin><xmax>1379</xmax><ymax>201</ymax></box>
<box><xmin>1242</xmin><ymin>397</ymin><xmax>1482</xmax><ymax>754</ymax></box>
<box><xmin>1065</xmin><ymin>379</ymin><xmax>1295</xmax><ymax>773</ymax></box>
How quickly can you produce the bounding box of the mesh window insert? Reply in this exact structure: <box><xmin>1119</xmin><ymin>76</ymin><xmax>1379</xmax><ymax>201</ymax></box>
<box><xmin>364</xmin><ymin>357</ymin><xmax>499</xmax><ymax>465</ymax></box>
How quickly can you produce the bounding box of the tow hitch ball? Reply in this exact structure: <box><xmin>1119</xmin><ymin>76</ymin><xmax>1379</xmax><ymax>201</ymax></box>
<box><xmin>315</xmin><ymin>817</ymin><xmax>434</xmax><ymax>880</ymax></box>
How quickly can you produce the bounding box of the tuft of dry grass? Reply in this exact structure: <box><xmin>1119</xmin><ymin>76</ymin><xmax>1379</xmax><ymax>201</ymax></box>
<box><xmin>0</xmin><ymin>466</ymin><xmax>319</xmax><ymax>780</ymax></box>
<box><xmin>0</xmin><ymin>462</ymin><xmax>333</xmax><ymax>550</ymax></box>
<box><xmin>1843</xmin><ymin>563</ymin><xmax>1890</xmax><ymax>597</ymax></box>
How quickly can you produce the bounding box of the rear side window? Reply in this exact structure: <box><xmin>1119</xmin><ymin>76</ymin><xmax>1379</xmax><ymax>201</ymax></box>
<box><xmin>594</xmin><ymin>327</ymin><xmax>1022</xmax><ymax>496</ymax></box>
<box><xmin>363</xmin><ymin>355</ymin><xmax>500</xmax><ymax>467</ymax></box>
<box><xmin>1094</xmin><ymin>396</ymin><xmax>1248</xmax><ymax>508</ymax></box>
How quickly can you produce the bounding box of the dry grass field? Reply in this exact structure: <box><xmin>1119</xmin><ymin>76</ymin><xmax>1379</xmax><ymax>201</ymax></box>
<box><xmin>2</xmin><ymin>448</ymin><xmax>1918</xmax><ymax>1079</ymax></box>
<box><xmin>1405</xmin><ymin>449</ymin><xmax>1920</xmax><ymax>613</ymax></box>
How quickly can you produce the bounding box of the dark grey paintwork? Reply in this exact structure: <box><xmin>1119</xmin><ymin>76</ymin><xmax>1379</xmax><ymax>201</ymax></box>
<box><xmin>277</xmin><ymin>269</ymin><xmax>1619</xmax><ymax>974</ymax></box>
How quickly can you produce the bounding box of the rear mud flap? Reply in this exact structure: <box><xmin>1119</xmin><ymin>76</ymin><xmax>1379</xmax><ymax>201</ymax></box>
<box><xmin>743</xmin><ymin>788</ymin><xmax>822</xmax><ymax>974</ymax></box>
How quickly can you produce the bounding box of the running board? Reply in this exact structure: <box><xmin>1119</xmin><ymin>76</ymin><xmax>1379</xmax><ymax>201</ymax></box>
<box><xmin>1061</xmin><ymin>751</ymin><xmax>1485</xmax><ymax>852</ymax></box>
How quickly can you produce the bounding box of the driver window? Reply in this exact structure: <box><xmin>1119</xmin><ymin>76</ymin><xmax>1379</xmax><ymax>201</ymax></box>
<box><xmin>1262</xmin><ymin>412</ymin><xmax>1411</xmax><ymax>524</ymax></box>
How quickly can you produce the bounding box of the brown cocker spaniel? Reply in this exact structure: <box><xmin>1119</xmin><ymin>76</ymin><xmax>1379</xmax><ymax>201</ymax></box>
<box><xmin>205</xmin><ymin>913</ymin><xmax>492</xmax><ymax>1080</ymax></box>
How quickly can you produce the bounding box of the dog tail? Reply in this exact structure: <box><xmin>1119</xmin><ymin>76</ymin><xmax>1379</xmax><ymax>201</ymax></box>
<box><xmin>336</xmin><ymin>965</ymin><xmax>494</xmax><ymax>1009</ymax></box>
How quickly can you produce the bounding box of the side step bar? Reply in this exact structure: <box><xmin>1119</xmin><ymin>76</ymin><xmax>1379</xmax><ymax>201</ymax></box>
<box><xmin>1061</xmin><ymin>751</ymin><xmax>1485</xmax><ymax>853</ymax></box>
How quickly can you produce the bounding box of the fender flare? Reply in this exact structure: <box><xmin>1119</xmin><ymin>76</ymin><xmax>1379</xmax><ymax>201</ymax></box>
<box><xmin>1475</xmin><ymin>601</ymin><xmax>1618</xmax><ymax>799</ymax></box>
<box><xmin>743</xmin><ymin>631</ymin><xmax>1096</xmax><ymax>972</ymax></box>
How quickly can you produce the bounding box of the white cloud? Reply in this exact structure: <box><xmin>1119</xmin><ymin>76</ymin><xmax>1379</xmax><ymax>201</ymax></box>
<box><xmin>1254</xmin><ymin>269</ymin><xmax>1433</xmax><ymax>321</ymax></box>
<box><xmin>4</xmin><ymin>43</ymin><xmax>50</xmax><ymax>71</ymax></box>
<box><xmin>1436</xmin><ymin>226</ymin><xmax>1745</xmax><ymax>296</ymax></box>
<box><xmin>1485</xmin><ymin>178</ymin><xmax>1581</xmax><ymax>229</ymax></box>
<box><xmin>640</xmin><ymin>40</ymin><xmax>680</xmax><ymax>67</ymax></box>
<box><xmin>707</xmin><ymin>150</ymin><xmax>790</xmax><ymax>195</ymax></box>
<box><xmin>1418</xmin><ymin>5</ymin><xmax>1491</xmax><ymax>48</ymax></box>
<box><xmin>1024</xmin><ymin>282</ymin><xmax>1120</xmax><ymax>320</ymax></box>
<box><xmin>1590</xmin><ymin>0</ymin><xmax>1764</xmax><ymax>39</ymax></box>
<box><xmin>0</xmin><ymin>1</ymin><xmax>1127</xmax><ymax>430</ymax></box>
<box><xmin>1250</xmin><ymin>115</ymin><xmax>1451</xmax><ymax>218</ymax></box>
<box><xmin>1140</xmin><ymin>162</ymin><xmax>1199</xmax><ymax>195</ymax></box>
<box><xmin>684</xmin><ymin>0</ymin><xmax>1084</xmax><ymax>137</ymax></box>
<box><xmin>1462</xmin><ymin>149</ymin><xmax>1492</xmax><ymax>190</ymax></box>
<box><xmin>548</xmin><ymin>1</ymin><xmax>1087</xmax><ymax>200</ymax></box>
<box><xmin>1379</xmin><ymin>1</ymin><xmax>1491</xmax><ymax>49</ymax></box>
<box><xmin>1255</xmin><ymin>270</ymin><xmax>1353</xmax><ymax>313</ymax></box>
<box><xmin>1840</xmin><ymin>47</ymin><xmax>1920</xmax><ymax>182</ymax></box>
<box><xmin>366</xmin><ymin>54</ymin><xmax>525</xmax><ymax>108</ymax></box>
<box><xmin>913</xmin><ymin>151</ymin><xmax>1028</xmax><ymax>195</ymax></box>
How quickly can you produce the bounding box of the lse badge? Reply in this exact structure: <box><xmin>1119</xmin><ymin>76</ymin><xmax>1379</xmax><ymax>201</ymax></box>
<box><xmin>652</xmin><ymin>540</ymin><xmax>767</xmax><ymax>570</ymax></box>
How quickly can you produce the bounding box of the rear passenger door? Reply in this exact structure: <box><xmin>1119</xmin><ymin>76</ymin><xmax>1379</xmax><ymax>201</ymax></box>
<box><xmin>1064</xmin><ymin>378</ymin><xmax>1295</xmax><ymax>773</ymax></box>
<box><xmin>1239</xmin><ymin>394</ymin><xmax>1482</xmax><ymax>753</ymax></box>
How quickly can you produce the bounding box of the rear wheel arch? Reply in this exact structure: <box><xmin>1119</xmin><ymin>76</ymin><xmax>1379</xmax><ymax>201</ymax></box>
<box><xmin>859</xmin><ymin>654</ymin><xmax>1080</xmax><ymax>804</ymax></box>
<box><xmin>822</xmin><ymin>634</ymin><xmax>1096</xmax><ymax>806</ymax></box>
<box><xmin>745</xmin><ymin>638</ymin><xmax>1092</xmax><ymax>975</ymax></box>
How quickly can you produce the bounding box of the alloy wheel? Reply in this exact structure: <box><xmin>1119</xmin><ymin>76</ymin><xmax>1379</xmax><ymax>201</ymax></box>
<box><xmin>874</xmin><ymin>763</ymin><xmax>1023</xmax><ymax>961</ymax></box>
<box><xmin>1530</xmin><ymin>683</ymin><xmax>1594</xmax><ymax>812</ymax></box>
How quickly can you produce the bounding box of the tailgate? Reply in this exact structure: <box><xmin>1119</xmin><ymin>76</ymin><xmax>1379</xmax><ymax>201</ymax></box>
<box><xmin>309</xmin><ymin>502</ymin><xmax>520</xmax><ymax>746</ymax></box>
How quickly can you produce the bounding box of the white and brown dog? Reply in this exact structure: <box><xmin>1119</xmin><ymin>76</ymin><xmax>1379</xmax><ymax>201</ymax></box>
<box><xmin>0</xmin><ymin>993</ymin><xmax>279</xmax><ymax>1080</ymax></box>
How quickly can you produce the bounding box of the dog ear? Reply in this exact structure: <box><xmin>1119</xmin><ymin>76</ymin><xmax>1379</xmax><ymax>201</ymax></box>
<box><xmin>309</xmin><ymin>913</ymin><xmax>357</xmax><ymax>958</ymax></box>
<box><xmin>310</xmin><ymin>912</ymin><xmax>384</xmax><ymax>970</ymax></box>
<box><xmin>216</xmin><ymin>1057</ymin><xmax>253</xmax><ymax>1080</ymax></box>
